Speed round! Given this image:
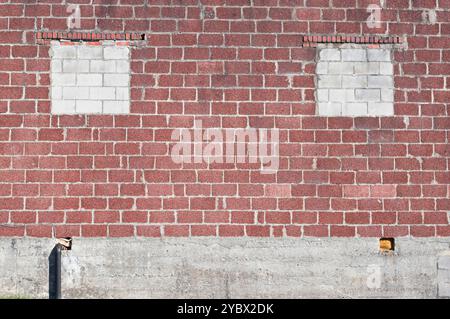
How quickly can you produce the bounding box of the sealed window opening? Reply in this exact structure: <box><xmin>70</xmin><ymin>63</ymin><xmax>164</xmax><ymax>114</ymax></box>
<box><xmin>379</xmin><ymin>238</ymin><xmax>395</xmax><ymax>252</ymax></box>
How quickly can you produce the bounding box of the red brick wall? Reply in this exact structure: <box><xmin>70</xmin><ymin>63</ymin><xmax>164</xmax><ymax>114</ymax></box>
<box><xmin>0</xmin><ymin>0</ymin><xmax>449</xmax><ymax>238</ymax></box>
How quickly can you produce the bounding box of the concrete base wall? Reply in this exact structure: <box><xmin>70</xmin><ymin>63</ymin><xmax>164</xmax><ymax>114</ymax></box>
<box><xmin>1</xmin><ymin>238</ymin><xmax>449</xmax><ymax>299</ymax></box>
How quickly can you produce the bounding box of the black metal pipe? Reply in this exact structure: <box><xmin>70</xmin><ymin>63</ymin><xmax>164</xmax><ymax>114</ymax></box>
<box><xmin>49</xmin><ymin>244</ymin><xmax>62</xmax><ymax>299</ymax></box>
<box><xmin>55</xmin><ymin>244</ymin><xmax>62</xmax><ymax>299</ymax></box>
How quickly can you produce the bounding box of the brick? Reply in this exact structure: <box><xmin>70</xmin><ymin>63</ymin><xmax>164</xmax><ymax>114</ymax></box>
<box><xmin>343</xmin><ymin>185</ymin><xmax>370</xmax><ymax>197</ymax></box>
<box><xmin>0</xmin><ymin>226</ymin><xmax>25</xmax><ymax>237</ymax></box>
<box><xmin>89</xmin><ymin>87</ymin><xmax>116</xmax><ymax>100</ymax></box>
<box><xmin>330</xmin><ymin>226</ymin><xmax>355</xmax><ymax>237</ymax></box>
<box><xmin>52</xmin><ymin>73</ymin><xmax>76</xmax><ymax>86</ymax></box>
<box><xmin>318</xmin><ymin>75</ymin><xmax>342</xmax><ymax>88</ymax></box>
<box><xmin>38</xmin><ymin>128</ymin><xmax>64</xmax><ymax>141</ymax></box>
<box><xmin>164</xmin><ymin>225</ymin><xmax>189</xmax><ymax>237</ymax></box>
<box><xmin>380</xmin><ymin>89</ymin><xmax>394</xmax><ymax>102</ymax></box>
<box><xmin>90</xmin><ymin>60</ymin><xmax>116</xmax><ymax>73</ymax></box>
<box><xmin>136</xmin><ymin>226</ymin><xmax>161</xmax><ymax>237</ymax></box>
<box><xmin>54</xmin><ymin>225</ymin><xmax>80</xmax><ymax>238</ymax></box>
<box><xmin>0</xmin><ymin>115</ymin><xmax>22</xmax><ymax>127</ymax></box>
<box><xmin>103</xmin><ymin>101</ymin><xmax>129</xmax><ymax>114</ymax></box>
<box><xmin>76</xmin><ymin>100</ymin><xmax>102</xmax><ymax>114</ymax></box>
<box><xmin>94</xmin><ymin>211</ymin><xmax>119</xmax><ymax>224</ymax></box>
<box><xmin>317</xmin><ymin>89</ymin><xmax>329</xmax><ymax>102</ymax></box>
<box><xmin>380</xmin><ymin>63</ymin><xmax>393</xmax><ymax>75</ymax></box>
<box><xmin>104</xmin><ymin>46</ymin><xmax>129</xmax><ymax>60</ymax></box>
<box><xmin>368</xmin><ymin>49</ymin><xmax>391</xmax><ymax>61</ymax></box>
<box><xmin>26</xmin><ymin>225</ymin><xmax>52</xmax><ymax>238</ymax></box>
<box><xmin>10</xmin><ymin>211</ymin><xmax>35</xmax><ymax>223</ymax></box>
<box><xmin>303</xmin><ymin>225</ymin><xmax>329</xmax><ymax>237</ymax></box>
<box><xmin>357</xmin><ymin>226</ymin><xmax>382</xmax><ymax>237</ymax></box>
<box><xmin>63</xmin><ymin>87</ymin><xmax>89</xmax><ymax>100</ymax></box>
<box><xmin>78</xmin><ymin>45</ymin><xmax>103</xmax><ymax>59</ymax></box>
<box><xmin>104</xmin><ymin>74</ymin><xmax>129</xmax><ymax>87</ymax></box>
<box><xmin>342</xmin><ymin>103</ymin><xmax>368</xmax><ymax>116</ymax></box>
<box><xmin>355</xmin><ymin>89</ymin><xmax>381</xmax><ymax>101</ymax></box>
<box><xmin>319</xmin><ymin>48</ymin><xmax>341</xmax><ymax>61</ymax></box>
<box><xmin>116</xmin><ymin>60</ymin><xmax>130</xmax><ymax>73</ymax></box>
<box><xmin>353</xmin><ymin>62</ymin><xmax>379</xmax><ymax>74</ymax></box>
<box><xmin>368</xmin><ymin>75</ymin><xmax>394</xmax><ymax>88</ymax></box>
<box><xmin>246</xmin><ymin>226</ymin><xmax>270</xmax><ymax>237</ymax></box>
<box><xmin>342</xmin><ymin>49</ymin><xmax>367</xmax><ymax>61</ymax></box>
<box><xmin>328</xmin><ymin>62</ymin><xmax>354</xmax><ymax>75</ymax></box>
<box><xmin>82</xmin><ymin>225</ymin><xmax>107</xmax><ymax>237</ymax></box>
<box><xmin>219</xmin><ymin>225</ymin><xmax>245</xmax><ymax>237</ymax></box>
<box><xmin>342</xmin><ymin>75</ymin><xmax>367</xmax><ymax>88</ymax></box>
<box><xmin>371</xmin><ymin>185</ymin><xmax>396</xmax><ymax>198</ymax></box>
<box><xmin>109</xmin><ymin>225</ymin><xmax>134</xmax><ymax>237</ymax></box>
<box><xmin>317</xmin><ymin>102</ymin><xmax>341</xmax><ymax>115</ymax></box>
<box><xmin>63</xmin><ymin>60</ymin><xmax>89</xmax><ymax>73</ymax></box>
<box><xmin>51</xmin><ymin>45</ymin><xmax>76</xmax><ymax>59</ymax></box>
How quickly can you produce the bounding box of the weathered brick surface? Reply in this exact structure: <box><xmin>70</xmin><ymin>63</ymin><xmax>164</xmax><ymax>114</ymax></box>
<box><xmin>0</xmin><ymin>1</ymin><xmax>449</xmax><ymax>238</ymax></box>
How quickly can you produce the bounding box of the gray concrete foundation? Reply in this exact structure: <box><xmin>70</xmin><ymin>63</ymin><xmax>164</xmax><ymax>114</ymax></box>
<box><xmin>0</xmin><ymin>238</ymin><xmax>449</xmax><ymax>299</ymax></box>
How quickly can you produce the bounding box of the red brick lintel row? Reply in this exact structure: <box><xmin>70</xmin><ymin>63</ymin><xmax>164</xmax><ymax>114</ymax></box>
<box><xmin>302</xmin><ymin>35</ymin><xmax>403</xmax><ymax>47</ymax></box>
<box><xmin>36</xmin><ymin>32</ymin><xmax>403</xmax><ymax>47</ymax></box>
<box><xmin>36</xmin><ymin>31</ymin><xmax>146</xmax><ymax>42</ymax></box>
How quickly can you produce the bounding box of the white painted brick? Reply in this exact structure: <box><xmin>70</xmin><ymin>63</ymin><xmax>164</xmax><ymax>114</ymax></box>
<box><xmin>63</xmin><ymin>87</ymin><xmax>89</xmax><ymax>100</ymax></box>
<box><xmin>328</xmin><ymin>62</ymin><xmax>354</xmax><ymax>74</ymax></box>
<box><xmin>316</xmin><ymin>62</ymin><xmax>328</xmax><ymax>74</ymax></box>
<box><xmin>78</xmin><ymin>46</ymin><xmax>103</xmax><ymax>59</ymax></box>
<box><xmin>317</xmin><ymin>102</ymin><xmax>341</xmax><ymax>116</ymax></box>
<box><xmin>329</xmin><ymin>89</ymin><xmax>347</xmax><ymax>102</ymax></box>
<box><xmin>77</xmin><ymin>74</ymin><xmax>103</xmax><ymax>86</ymax></box>
<box><xmin>104</xmin><ymin>74</ymin><xmax>129</xmax><ymax>87</ymax></box>
<box><xmin>368</xmin><ymin>75</ymin><xmax>393</xmax><ymax>88</ymax></box>
<box><xmin>75</xmin><ymin>100</ymin><xmax>102</xmax><ymax>114</ymax></box>
<box><xmin>319</xmin><ymin>49</ymin><xmax>340</xmax><ymax>61</ymax></box>
<box><xmin>318</xmin><ymin>75</ymin><xmax>341</xmax><ymax>88</ymax></box>
<box><xmin>342</xmin><ymin>75</ymin><xmax>367</xmax><ymax>88</ymax></box>
<box><xmin>90</xmin><ymin>60</ymin><xmax>116</xmax><ymax>73</ymax></box>
<box><xmin>52</xmin><ymin>100</ymin><xmax>75</xmax><ymax>114</ymax></box>
<box><xmin>63</xmin><ymin>60</ymin><xmax>90</xmax><ymax>73</ymax></box>
<box><xmin>355</xmin><ymin>89</ymin><xmax>381</xmax><ymax>101</ymax></box>
<box><xmin>51</xmin><ymin>87</ymin><xmax>62</xmax><ymax>100</ymax></box>
<box><xmin>103</xmin><ymin>100</ymin><xmax>130</xmax><ymax>114</ymax></box>
<box><xmin>342</xmin><ymin>103</ymin><xmax>368</xmax><ymax>116</ymax></box>
<box><xmin>116</xmin><ymin>60</ymin><xmax>130</xmax><ymax>73</ymax></box>
<box><xmin>315</xmin><ymin>47</ymin><xmax>395</xmax><ymax>117</ymax></box>
<box><xmin>90</xmin><ymin>87</ymin><xmax>116</xmax><ymax>100</ymax></box>
<box><xmin>368</xmin><ymin>49</ymin><xmax>391</xmax><ymax>62</ymax></box>
<box><xmin>353</xmin><ymin>62</ymin><xmax>379</xmax><ymax>74</ymax></box>
<box><xmin>342</xmin><ymin>49</ymin><xmax>367</xmax><ymax>62</ymax></box>
<box><xmin>379</xmin><ymin>62</ymin><xmax>393</xmax><ymax>75</ymax></box>
<box><xmin>52</xmin><ymin>73</ymin><xmax>76</xmax><ymax>86</ymax></box>
<box><xmin>344</xmin><ymin>89</ymin><xmax>356</xmax><ymax>102</ymax></box>
<box><xmin>368</xmin><ymin>102</ymin><xmax>394</xmax><ymax>116</ymax></box>
<box><xmin>104</xmin><ymin>46</ymin><xmax>129</xmax><ymax>60</ymax></box>
<box><xmin>317</xmin><ymin>89</ymin><xmax>329</xmax><ymax>102</ymax></box>
<box><xmin>52</xmin><ymin>45</ymin><xmax>76</xmax><ymax>59</ymax></box>
<box><xmin>381</xmin><ymin>89</ymin><xmax>394</xmax><ymax>102</ymax></box>
<box><xmin>51</xmin><ymin>43</ymin><xmax>131</xmax><ymax>115</ymax></box>
<box><xmin>51</xmin><ymin>60</ymin><xmax>62</xmax><ymax>73</ymax></box>
<box><xmin>116</xmin><ymin>87</ymin><xmax>130</xmax><ymax>100</ymax></box>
